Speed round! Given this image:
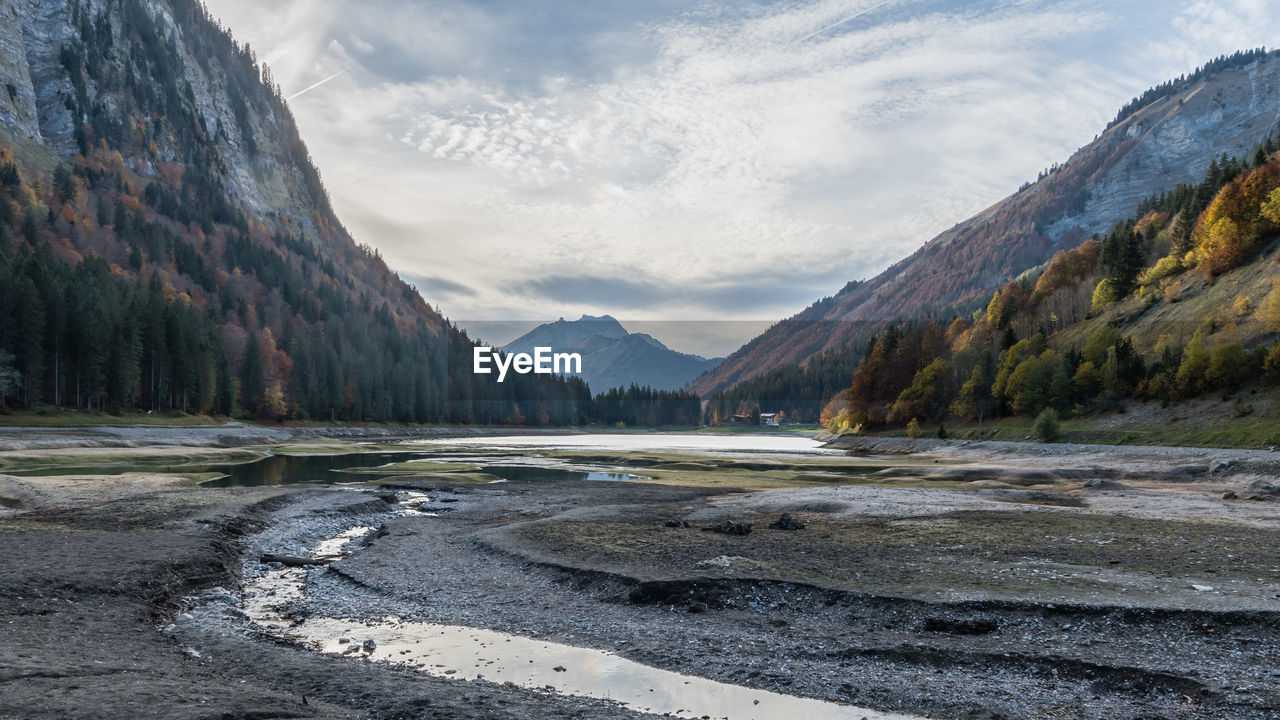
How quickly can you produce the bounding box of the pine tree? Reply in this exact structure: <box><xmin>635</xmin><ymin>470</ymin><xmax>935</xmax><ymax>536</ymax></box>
<box><xmin>240</xmin><ymin>331</ymin><xmax>263</xmax><ymax>417</ymax></box>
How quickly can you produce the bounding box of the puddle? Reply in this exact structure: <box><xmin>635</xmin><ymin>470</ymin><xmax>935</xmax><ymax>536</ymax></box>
<box><xmin>312</xmin><ymin>526</ymin><xmax>377</xmax><ymax>560</ymax></box>
<box><xmin>201</xmin><ymin>452</ymin><xmax>433</xmax><ymax>487</ymax></box>
<box><xmin>237</xmin><ymin>497</ymin><xmax>929</xmax><ymax>720</ymax></box>
<box><xmin>290</xmin><ymin>617</ymin><xmax>923</xmax><ymax>719</ymax></box>
<box><xmin>192</xmin><ymin>453</ymin><xmax>647</xmax><ymax>487</ymax></box>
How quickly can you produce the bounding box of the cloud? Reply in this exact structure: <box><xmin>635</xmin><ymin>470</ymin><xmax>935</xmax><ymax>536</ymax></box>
<box><xmin>201</xmin><ymin>0</ymin><xmax>1280</xmax><ymax>354</ymax></box>
<box><xmin>399</xmin><ymin>273</ymin><xmax>476</xmax><ymax>300</ymax></box>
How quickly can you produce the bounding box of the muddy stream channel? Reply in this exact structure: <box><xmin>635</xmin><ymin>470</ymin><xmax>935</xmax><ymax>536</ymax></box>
<box><xmin>235</xmin><ymin>493</ymin><xmax>924</xmax><ymax>720</ymax></box>
<box><xmin>172</xmin><ymin>435</ymin><xmax>928</xmax><ymax>720</ymax></box>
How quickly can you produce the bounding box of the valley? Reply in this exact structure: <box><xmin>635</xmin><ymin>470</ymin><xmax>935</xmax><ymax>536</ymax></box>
<box><xmin>2</xmin><ymin>430</ymin><xmax>1278</xmax><ymax>719</ymax></box>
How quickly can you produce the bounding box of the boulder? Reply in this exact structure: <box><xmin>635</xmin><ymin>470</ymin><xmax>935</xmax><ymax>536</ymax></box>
<box><xmin>768</xmin><ymin>513</ymin><xmax>805</xmax><ymax>530</ymax></box>
<box><xmin>1244</xmin><ymin>479</ymin><xmax>1280</xmax><ymax>501</ymax></box>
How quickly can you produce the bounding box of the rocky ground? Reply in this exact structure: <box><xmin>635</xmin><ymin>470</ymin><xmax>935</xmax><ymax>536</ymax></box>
<box><xmin>0</xmin><ymin>472</ymin><xmax>648</xmax><ymax>719</ymax></box>
<box><xmin>2</xmin><ymin>433</ymin><xmax>1279</xmax><ymax>719</ymax></box>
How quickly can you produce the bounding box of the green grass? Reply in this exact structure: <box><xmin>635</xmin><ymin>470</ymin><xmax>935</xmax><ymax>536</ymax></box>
<box><xmin>0</xmin><ymin>447</ymin><xmax>265</xmax><ymax>474</ymax></box>
<box><xmin>0</xmin><ymin>408</ymin><xmax>232</xmax><ymax>427</ymax></box>
<box><xmin>867</xmin><ymin>404</ymin><xmax>1280</xmax><ymax>449</ymax></box>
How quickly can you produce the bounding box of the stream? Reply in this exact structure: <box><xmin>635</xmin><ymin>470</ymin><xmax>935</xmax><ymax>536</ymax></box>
<box><xmin>235</xmin><ymin>489</ymin><xmax>929</xmax><ymax>720</ymax></box>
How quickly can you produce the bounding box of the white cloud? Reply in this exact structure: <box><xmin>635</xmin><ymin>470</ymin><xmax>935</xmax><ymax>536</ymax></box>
<box><xmin>201</xmin><ymin>0</ymin><xmax>1280</xmax><ymax>355</ymax></box>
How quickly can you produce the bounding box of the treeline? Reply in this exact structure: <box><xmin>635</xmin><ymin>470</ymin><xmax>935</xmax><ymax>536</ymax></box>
<box><xmin>590</xmin><ymin>385</ymin><xmax>702</xmax><ymax>427</ymax></box>
<box><xmin>0</xmin><ymin>0</ymin><xmax>604</xmax><ymax>426</ymax></box>
<box><xmin>0</xmin><ymin>194</ymin><xmax>594</xmax><ymax>424</ymax></box>
<box><xmin>825</xmin><ymin>133</ymin><xmax>1280</xmax><ymax>436</ymax></box>
<box><xmin>0</xmin><ymin>243</ymin><xmax>227</xmax><ymax>412</ymax></box>
<box><xmin>702</xmin><ymin>344</ymin><xmax>860</xmax><ymax>424</ymax></box>
<box><xmin>0</xmin><ymin>137</ymin><xmax>709</xmax><ymax>427</ymax></box>
<box><xmin>1110</xmin><ymin>48</ymin><xmax>1268</xmax><ymax>128</ymax></box>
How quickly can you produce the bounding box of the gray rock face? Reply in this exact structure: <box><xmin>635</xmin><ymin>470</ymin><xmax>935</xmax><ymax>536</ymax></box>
<box><xmin>0</xmin><ymin>0</ymin><xmax>332</xmax><ymax>236</ymax></box>
<box><xmin>0</xmin><ymin>0</ymin><xmax>60</xmax><ymax>144</ymax></box>
<box><xmin>1047</xmin><ymin>60</ymin><xmax>1280</xmax><ymax>241</ymax></box>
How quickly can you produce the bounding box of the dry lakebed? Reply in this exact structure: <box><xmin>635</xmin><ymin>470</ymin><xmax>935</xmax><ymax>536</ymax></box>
<box><xmin>1</xmin><ymin>427</ymin><xmax>1278</xmax><ymax>719</ymax></box>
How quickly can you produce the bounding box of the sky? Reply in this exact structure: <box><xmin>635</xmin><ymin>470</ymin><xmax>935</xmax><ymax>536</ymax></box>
<box><xmin>201</xmin><ymin>0</ymin><xmax>1280</xmax><ymax>357</ymax></box>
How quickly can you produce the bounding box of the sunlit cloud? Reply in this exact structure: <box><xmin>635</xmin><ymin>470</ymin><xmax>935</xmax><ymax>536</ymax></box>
<box><xmin>202</xmin><ymin>0</ymin><xmax>1280</xmax><ymax>356</ymax></box>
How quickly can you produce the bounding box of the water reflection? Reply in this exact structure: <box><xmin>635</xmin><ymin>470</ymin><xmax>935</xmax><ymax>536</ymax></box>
<box><xmin>201</xmin><ymin>452</ymin><xmax>423</xmax><ymax>487</ymax></box>
<box><xmin>475</xmin><ymin>465</ymin><xmax>641</xmax><ymax>483</ymax></box>
<box><xmin>239</xmin><ymin>510</ymin><xmax>928</xmax><ymax>720</ymax></box>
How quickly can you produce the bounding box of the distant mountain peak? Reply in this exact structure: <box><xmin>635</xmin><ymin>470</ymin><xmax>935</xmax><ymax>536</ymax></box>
<box><xmin>504</xmin><ymin>316</ymin><xmax>719</xmax><ymax>392</ymax></box>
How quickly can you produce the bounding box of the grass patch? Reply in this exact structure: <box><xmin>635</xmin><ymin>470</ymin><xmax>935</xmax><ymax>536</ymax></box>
<box><xmin>0</xmin><ymin>408</ymin><xmax>231</xmax><ymax>427</ymax></box>
<box><xmin>869</xmin><ymin>406</ymin><xmax>1280</xmax><ymax>450</ymax></box>
<box><xmin>0</xmin><ymin>447</ymin><xmax>265</xmax><ymax>475</ymax></box>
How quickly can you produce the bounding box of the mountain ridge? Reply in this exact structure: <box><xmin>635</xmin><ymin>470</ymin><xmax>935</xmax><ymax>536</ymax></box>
<box><xmin>0</xmin><ymin>0</ymin><xmax>590</xmax><ymax>424</ymax></box>
<box><xmin>691</xmin><ymin>49</ymin><xmax>1280</xmax><ymax>398</ymax></box>
<box><xmin>505</xmin><ymin>315</ymin><xmax>721</xmax><ymax>392</ymax></box>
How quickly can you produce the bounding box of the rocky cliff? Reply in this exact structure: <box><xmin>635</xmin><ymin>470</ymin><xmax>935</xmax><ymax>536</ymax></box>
<box><xmin>0</xmin><ymin>0</ymin><xmax>333</xmax><ymax>234</ymax></box>
<box><xmin>0</xmin><ymin>0</ymin><xmax>585</xmax><ymax>424</ymax></box>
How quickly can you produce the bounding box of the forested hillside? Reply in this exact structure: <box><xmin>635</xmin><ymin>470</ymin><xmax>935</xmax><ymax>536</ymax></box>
<box><xmin>0</xmin><ymin>0</ymin><xmax>591</xmax><ymax>424</ymax></box>
<box><xmin>817</xmin><ymin>135</ymin><xmax>1280</xmax><ymax>441</ymax></box>
<box><xmin>693</xmin><ymin>49</ymin><xmax>1280</xmax><ymax>399</ymax></box>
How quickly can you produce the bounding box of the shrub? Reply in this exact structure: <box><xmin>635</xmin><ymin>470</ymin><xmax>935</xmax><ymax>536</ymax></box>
<box><xmin>1137</xmin><ymin>255</ymin><xmax>1184</xmax><ymax>287</ymax></box>
<box><xmin>1090</xmin><ymin>279</ymin><xmax>1118</xmax><ymax>313</ymax></box>
<box><xmin>1265</xmin><ymin>344</ymin><xmax>1280</xmax><ymax>385</ymax></box>
<box><xmin>1033</xmin><ymin>408</ymin><xmax>1061</xmax><ymax>443</ymax></box>
<box><xmin>1206</xmin><ymin>341</ymin><xmax>1247</xmax><ymax>390</ymax></box>
<box><xmin>906</xmin><ymin>418</ymin><xmax>922</xmax><ymax>439</ymax></box>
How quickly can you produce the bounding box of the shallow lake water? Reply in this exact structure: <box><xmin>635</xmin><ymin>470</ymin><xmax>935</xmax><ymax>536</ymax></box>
<box><xmin>417</xmin><ymin>432</ymin><xmax>831</xmax><ymax>455</ymax></box>
<box><xmin>197</xmin><ymin>453</ymin><xmax>645</xmax><ymax>487</ymax></box>
<box><xmin>13</xmin><ymin>433</ymin><xmax>827</xmax><ymax>486</ymax></box>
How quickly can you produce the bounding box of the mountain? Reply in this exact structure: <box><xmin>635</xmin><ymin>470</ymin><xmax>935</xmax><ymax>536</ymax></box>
<box><xmin>0</xmin><ymin>0</ymin><xmax>589</xmax><ymax>424</ymax></box>
<box><xmin>503</xmin><ymin>315</ymin><xmax>722</xmax><ymax>392</ymax></box>
<box><xmin>691</xmin><ymin>49</ymin><xmax>1280</xmax><ymax>398</ymax></box>
<box><xmin>819</xmin><ymin>135</ymin><xmax>1280</xmax><ymax>444</ymax></box>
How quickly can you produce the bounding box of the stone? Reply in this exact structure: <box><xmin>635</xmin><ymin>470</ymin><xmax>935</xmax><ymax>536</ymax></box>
<box><xmin>1244</xmin><ymin>479</ymin><xmax>1280</xmax><ymax>501</ymax></box>
<box><xmin>1209</xmin><ymin>458</ymin><xmax>1234</xmax><ymax>475</ymax></box>
<box><xmin>768</xmin><ymin>513</ymin><xmax>805</xmax><ymax>530</ymax></box>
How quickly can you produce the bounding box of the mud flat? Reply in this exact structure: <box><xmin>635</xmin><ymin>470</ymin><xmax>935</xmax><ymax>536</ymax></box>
<box><xmin>2</xmin><ymin>433</ymin><xmax>1279</xmax><ymax>719</ymax></box>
